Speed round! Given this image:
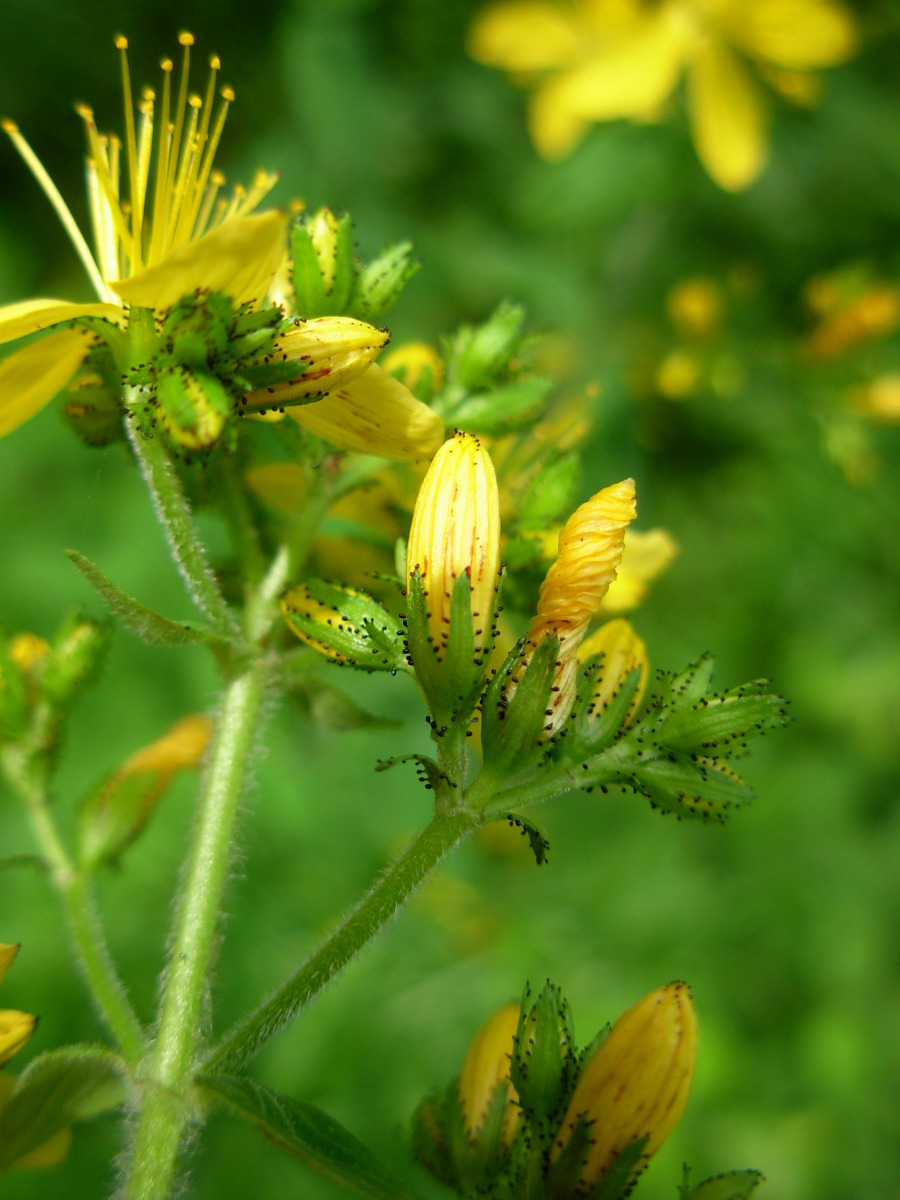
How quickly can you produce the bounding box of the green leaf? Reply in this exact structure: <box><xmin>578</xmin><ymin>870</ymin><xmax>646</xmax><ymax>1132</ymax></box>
<box><xmin>66</xmin><ymin>550</ymin><xmax>227</xmax><ymax>648</ymax></box>
<box><xmin>518</xmin><ymin>453</ymin><xmax>580</xmax><ymax>529</ymax></box>
<box><xmin>0</xmin><ymin>1045</ymin><xmax>128</xmax><ymax>1169</ymax></box>
<box><xmin>451</xmin><ymin>378</ymin><xmax>553</xmax><ymax>434</ymax></box>
<box><xmin>199</xmin><ymin>1074</ymin><xmax>422</xmax><ymax>1200</ymax></box>
<box><xmin>632</xmin><ymin>753</ymin><xmax>752</xmax><ymax>822</ymax></box>
<box><xmin>682</xmin><ymin>1169</ymin><xmax>765</xmax><ymax>1200</ymax></box>
<box><xmin>375</xmin><ymin>753</ymin><xmax>446</xmax><ymax>795</ymax></box>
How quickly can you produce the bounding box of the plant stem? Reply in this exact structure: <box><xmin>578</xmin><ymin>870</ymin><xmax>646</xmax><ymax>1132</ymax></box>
<box><xmin>200</xmin><ymin>805</ymin><xmax>482</xmax><ymax>1077</ymax></box>
<box><xmin>122</xmin><ymin>657</ymin><xmax>267</xmax><ymax>1200</ymax></box>
<box><xmin>124</xmin><ymin>410</ymin><xmax>238</xmax><ymax>637</ymax></box>
<box><xmin>25</xmin><ymin>792</ymin><xmax>146</xmax><ymax>1061</ymax></box>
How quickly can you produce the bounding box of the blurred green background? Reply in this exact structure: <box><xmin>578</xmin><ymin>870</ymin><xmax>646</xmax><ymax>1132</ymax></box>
<box><xmin>2</xmin><ymin>1</ymin><xmax>900</xmax><ymax>1198</ymax></box>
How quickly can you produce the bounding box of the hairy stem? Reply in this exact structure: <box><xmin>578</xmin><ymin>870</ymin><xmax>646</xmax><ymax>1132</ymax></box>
<box><xmin>200</xmin><ymin>805</ymin><xmax>482</xmax><ymax>1076</ymax></box>
<box><xmin>122</xmin><ymin>657</ymin><xmax>268</xmax><ymax>1200</ymax></box>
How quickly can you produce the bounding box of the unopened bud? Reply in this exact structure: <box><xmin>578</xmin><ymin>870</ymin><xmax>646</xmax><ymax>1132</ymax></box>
<box><xmin>551</xmin><ymin>983</ymin><xmax>697</xmax><ymax>1192</ymax></box>
<box><xmin>281</xmin><ymin>581</ymin><xmax>405</xmax><ymax>671</ymax></box>
<box><xmin>459</xmin><ymin>1003</ymin><xmax>521</xmax><ymax>1147</ymax></box>
<box><xmin>156</xmin><ymin>365</ymin><xmax>231</xmax><ymax>450</ymax></box>
<box><xmin>578</xmin><ymin>618</ymin><xmax>647</xmax><ymax>726</ymax></box>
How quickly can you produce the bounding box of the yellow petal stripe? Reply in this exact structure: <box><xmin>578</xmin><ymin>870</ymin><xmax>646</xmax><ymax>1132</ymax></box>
<box><xmin>0</xmin><ymin>328</ymin><xmax>94</xmax><ymax>437</ymax></box>
<box><xmin>290</xmin><ymin>364</ymin><xmax>444</xmax><ymax>461</ymax></box>
<box><xmin>552</xmin><ymin>982</ymin><xmax>697</xmax><ymax>1189</ymax></box>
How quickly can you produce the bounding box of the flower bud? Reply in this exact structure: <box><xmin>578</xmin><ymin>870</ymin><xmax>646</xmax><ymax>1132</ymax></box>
<box><xmin>520</xmin><ymin>479</ymin><xmax>636</xmax><ymax>738</ymax></box>
<box><xmin>458</xmin><ymin>1003</ymin><xmax>521</xmax><ymax>1147</ymax></box>
<box><xmin>351</xmin><ymin>241</ymin><xmax>419</xmax><ymax>320</ymax></box>
<box><xmin>551</xmin><ymin>983</ymin><xmax>697</xmax><ymax>1192</ymax></box>
<box><xmin>0</xmin><ymin>944</ymin><xmax>36</xmax><ymax>1068</ymax></box>
<box><xmin>406</xmin><ymin>432</ymin><xmax>501</xmax><ymax>662</ymax></box>
<box><xmin>242</xmin><ymin>316</ymin><xmax>388</xmax><ymax>410</ymax></box>
<box><xmin>382</xmin><ymin>341</ymin><xmax>444</xmax><ymax>399</ymax></box>
<box><xmin>578</xmin><ymin>618</ymin><xmax>648</xmax><ymax>727</ymax></box>
<box><xmin>281</xmin><ymin>580</ymin><xmax>405</xmax><ymax>671</ymax></box>
<box><xmin>155</xmin><ymin>365</ymin><xmax>231</xmax><ymax>450</ymax></box>
<box><xmin>291</xmin><ymin>209</ymin><xmax>356</xmax><ymax>316</ymax></box>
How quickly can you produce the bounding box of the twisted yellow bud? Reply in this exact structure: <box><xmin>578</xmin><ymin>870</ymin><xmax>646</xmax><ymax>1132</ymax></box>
<box><xmin>526</xmin><ymin>478</ymin><xmax>636</xmax><ymax>736</ymax></box>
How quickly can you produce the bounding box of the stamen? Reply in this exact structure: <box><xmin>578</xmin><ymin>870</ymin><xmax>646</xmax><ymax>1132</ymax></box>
<box><xmin>190</xmin><ymin>84</ymin><xmax>232</xmax><ymax>236</ymax></box>
<box><xmin>116</xmin><ymin>35</ymin><xmax>143</xmax><ymax>271</ymax></box>
<box><xmin>78</xmin><ymin>109</ymin><xmax>135</xmax><ymax>269</ymax></box>
<box><xmin>1</xmin><ymin>117</ymin><xmax>109</xmax><ymax>301</ymax></box>
<box><xmin>164</xmin><ymin>94</ymin><xmax>202</xmax><ymax>252</ymax></box>
<box><xmin>192</xmin><ymin>168</ymin><xmax>224</xmax><ymax>239</ymax></box>
<box><xmin>148</xmin><ymin>58</ymin><xmax>173</xmax><ymax>265</ymax></box>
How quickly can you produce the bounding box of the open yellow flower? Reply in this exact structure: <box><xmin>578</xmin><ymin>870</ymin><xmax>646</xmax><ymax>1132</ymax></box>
<box><xmin>0</xmin><ymin>34</ymin><xmax>287</xmax><ymax>437</ymax></box>
<box><xmin>468</xmin><ymin>0</ymin><xmax>857</xmax><ymax>190</ymax></box>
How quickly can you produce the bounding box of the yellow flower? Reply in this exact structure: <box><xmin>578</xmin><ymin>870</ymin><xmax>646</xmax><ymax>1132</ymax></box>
<box><xmin>552</xmin><ymin>982</ymin><xmax>697</xmax><ymax>1190</ymax></box>
<box><xmin>524</xmin><ymin>478</ymin><xmax>636</xmax><ymax>736</ymax></box>
<box><xmin>578</xmin><ymin>617</ymin><xmax>648</xmax><ymax>722</ymax></box>
<box><xmin>848</xmin><ymin>374</ymin><xmax>900</xmax><ymax>424</ymax></box>
<box><xmin>406</xmin><ymin>432</ymin><xmax>502</xmax><ymax>660</ymax></box>
<box><xmin>0</xmin><ymin>944</ymin><xmax>36</xmax><ymax>1068</ymax></box>
<box><xmin>0</xmin><ymin>34</ymin><xmax>287</xmax><ymax>437</ymax></box>
<box><xmin>458</xmin><ymin>1002</ymin><xmax>521</xmax><ymax>1145</ymax></box>
<box><xmin>468</xmin><ymin>0</ymin><xmax>857</xmax><ymax>190</ymax></box>
<box><xmin>600</xmin><ymin>527</ymin><xmax>678</xmax><ymax>614</ymax></box>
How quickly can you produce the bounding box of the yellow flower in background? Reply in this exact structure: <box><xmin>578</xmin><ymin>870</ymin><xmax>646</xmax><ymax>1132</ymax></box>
<box><xmin>525</xmin><ymin>478</ymin><xmax>635</xmax><ymax>736</ymax></box>
<box><xmin>601</xmin><ymin>527</ymin><xmax>678</xmax><ymax>613</ymax></box>
<box><xmin>468</xmin><ymin>0</ymin><xmax>857</xmax><ymax>190</ymax></box>
<box><xmin>458</xmin><ymin>1002</ymin><xmax>521</xmax><ymax>1144</ymax></box>
<box><xmin>0</xmin><ymin>944</ymin><xmax>37</xmax><ymax>1069</ymax></box>
<box><xmin>407</xmin><ymin>432</ymin><xmax>502</xmax><ymax>660</ymax></box>
<box><xmin>552</xmin><ymin>982</ymin><xmax>697</xmax><ymax>1190</ymax></box>
<box><xmin>0</xmin><ymin>34</ymin><xmax>287</xmax><ymax>437</ymax></box>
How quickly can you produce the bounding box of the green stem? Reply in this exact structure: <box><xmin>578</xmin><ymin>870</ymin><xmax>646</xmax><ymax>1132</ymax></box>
<box><xmin>25</xmin><ymin>793</ymin><xmax>146</xmax><ymax>1061</ymax></box>
<box><xmin>123</xmin><ymin>657</ymin><xmax>268</xmax><ymax>1200</ymax></box>
<box><xmin>200</xmin><ymin>805</ymin><xmax>482</xmax><ymax>1077</ymax></box>
<box><xmin>124</xmin><ymin>408</ymin><xmax>237</xmax><ymax>637</ymax></box>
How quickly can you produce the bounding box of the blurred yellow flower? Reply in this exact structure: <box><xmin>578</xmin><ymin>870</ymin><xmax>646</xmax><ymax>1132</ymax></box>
<box><xmin>468</xmin><ymin>0</ymin><xmax>857</xmax><ymax>190</ymax></box>
<box><xmin>848</xmin><ymin>374</ymin><xmax>900</xmax><ymax>424</ymax></box>
<box><xmin>0</xmin><ymin>944</ymin><xmax>36</xmax><ymax>1068</ymax></box>
<box><xmin>0</xmin><ymin>34</ymin><xmax>287</xmax><ymax>437</ymax></box>
<box><xmin>601</xmin><ymin>527</ymin><xmax>678</xmax><ymax>613</ymax></box>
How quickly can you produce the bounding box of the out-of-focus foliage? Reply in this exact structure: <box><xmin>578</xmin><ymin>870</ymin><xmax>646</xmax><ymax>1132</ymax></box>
<box><xmin>2</xmin><ymin>2</ymin><xmax>899</xmax><ymax>1198</ymax></box>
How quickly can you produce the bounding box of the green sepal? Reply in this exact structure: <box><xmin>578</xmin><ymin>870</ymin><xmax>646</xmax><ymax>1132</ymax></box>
<box><xmin>282</xmin><ymin>665</ymin><xmax>401</xmax><ymax>731</ymax></box>
<box><xmin>155</xmin><ymin>365</ymin><xmax>231</xmax><ymax>450</ymax></box>
<box><xmin>631</xmin><ymin>752</ymin><xmax>751</xmax><ymax>822</ymax></box>
<box><xmin>404</xmin><ymin>572</ymin><xmax>487</xmax><ymax>724</ymax></box>
<box><xmin>584</xmin><ymin>1136</ymin><xmax>650</xmax><ymax>1200</ymax></box>
<box><xmin>679</xmin><ymin>1167</ymin><xmax>765</xmax><ymax>1200</ymax></box>
<box><xmin>451</xmin><ymin>378</ymin><xmax>552</xmax><ymax>434</ymax></box>
<box><xmin>41</xmin><ymin>611</ymin><xmax>110</xmax><ymax>707</ymax></box>
<box><xmin>544</xmin><ymin>1113</ymin><xmax>595</xmax><ymax>1200</ymax></box>
<box><xmin>0</xmin><ymin>634</ymin><xmax>29</xmax><ymax>739</ymax></box>
<box><xmin>282</xmin><ymin>580</ymin><xmax>405</xmax><ymax>671</ymax></box>
<box><xmin>414</xmin><ymin>1073</ymin><xmax>511</xmax><ymax>1196</ymax></box>
<box><xmin>161</xmin><ymin>290</ymin><xmax>234</xmax><ymax>365</ymax></box>
<box><xmin>493</xmin><ymin>812</ymin><xmax>550</xmax><ymax>865</ymax></box>
<box><xmin>62</xmin><ymin>346</ymin><xmax>124</xmax><ymax>447</ymax></box>
<box><xmin>327</xmin><ymin>212</ymin><xmax>357</xmax><ymax>314</ymax></box>
<box><xmin>0</xmin><ymin>1045</ymin><xmax>128</xmax><ymax>1170</ymax></box>
<box><xmin>198</xmin><ymin>1074</ymin><xmax>422</xmax><ymax>1200</ymax></box>
<box><xmin>665</xmin><ymin>655</ymin><xmax>716</xmax><ymax>709</ymax></box>
<box><xmin>566</xmin><ymin>664</ymin><xmax>643</xmax><ymax>755</ymax></box>
<box><xmin>291</xmin><ymin>221</ymin><xmax>329</xmax><ymax>317</ymax></box>
<box><xmin>518</xmin><ymin>453</ymin><xmax>580</xmax><ymax>530</ymax></box>
<box><xmin>654</xmin><ymin>683</ymin><xmax>788</xmax><ymax>754</ymax></box>
<box><xmin>451</xmin><ymin>302</ymin><xmax>525</xmax><ymax>391</ymax></box>
<box><xmin>480</xmin><ymin>635</ymin><xmax>559</xmax><ymax>780</ymax></box>
<box><xmin>511</xmin><ymin>982</ymin><xmax>575</xmax><ymax>1128</ymax></box>
<box><xmin>66</xmin><ymin>551</ymin><xmax>230</xmax><ymax>649</ymax></box>
<box><xmin>350</xmin><ymin>242</ymin><xmax>419</xmax><ymax>321</ymax></box>
<box><xmin>375</xmin><ymin>753</ymin><xmax>447</xmax><ymax>796</ymax></box>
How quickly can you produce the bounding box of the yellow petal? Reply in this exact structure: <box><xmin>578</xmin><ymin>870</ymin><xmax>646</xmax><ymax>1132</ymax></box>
<box><xmin>0</xmin><ymin>299</ymin><xmax>122</xmax><ymax>347</ymax></box>
<box><xmin>467</xmin><ymin>1</ymin><xmax>583</xmax><ymax>71</ymax></box>
<box><xmin>0</xmin><ymin>327</ymin><xmax>93</xmax><ymax>437</ymax></box>
<box><xmin>528</xmin><ymin>85</ymin><xmax>592</xmax><ymax>159</ymax></box>
<box><xmin>0</xmin><ymin>943</ymin><xmax>19</xmax><ymax>986</ymax></box>
<box><xmin>245</xmin><ymin>462</ymin><xmax>307</xmax><ymax>515</ymax></box>
<box><xmin>458</xmin><ymin>1003</ymin><xmax>521</xmax><ymax>1144</ymax></box>
<box><xmin>546</xmin><ymin>10</ymin><xmax>688</xmax><ymax>122</ymax></box>
<box><xmin>601</xmin><ymin>527</ymin><xmax>678</xmax><ymax>613</ymax></box>
<box><xmin>290</xmin><ymin>364</ymin><xmax>445</xmax><ymax>461</ymax></box>
<box><xmin>722</xmin><ymin>0</ymin><xmax>858</xmax><ymax>69</ymax></box>
<box><xmin>120</xmin><ymin>715</ymin><xmax>212</xmax><ymax>777</ymax></box>
<box><xmin>110</xmin><ymin>210</ymin><xmax>289</xmax><ymax>310</ymax></box>
<box><xmin>0</xmin><ymin>1009</ymin><xmax>36</xmax><ymax>1067</ymax></box>
<box><xmin>688</xmin><ymin>41</ymin><xmax>768</xmax><ymax>191</ymax></box>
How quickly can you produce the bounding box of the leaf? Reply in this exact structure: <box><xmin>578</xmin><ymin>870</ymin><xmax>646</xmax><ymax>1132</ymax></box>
<box><xmin>199</xmin><ymin>1074</ymin><xmax>422</xmax><ymax>1200</ymax></box>
<box><xmin>683</xmin><ymin>1169</ymin><xmax>765</xmax><ymax>1200</ymax></box>
<box><xmin>375</xmin><ymin>753</ymin><xmax>446</xmax><ymax>794</ymax></box>
<box><xmin>0</xmin><ymin>1045</ymin><xmax>128</xmax><ymax>1169</ymax></box>
<box><xmin>66</xmin><ymin>550</ymin><xmax>228</xmax><ymax>648</ymax></box>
